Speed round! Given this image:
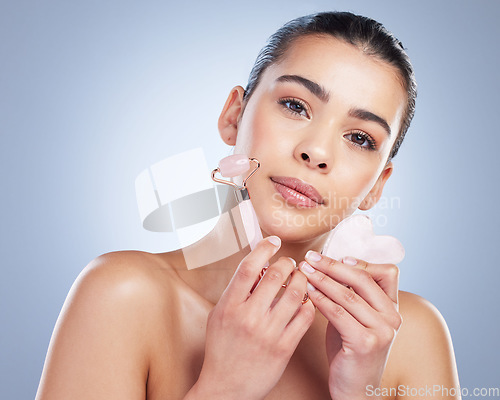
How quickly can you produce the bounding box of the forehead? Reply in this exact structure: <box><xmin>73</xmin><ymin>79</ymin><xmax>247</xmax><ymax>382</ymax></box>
<box><xmin>262</xmin><ymin>35</ymin><xmax>407</xmax><ymax>132</ymax></box>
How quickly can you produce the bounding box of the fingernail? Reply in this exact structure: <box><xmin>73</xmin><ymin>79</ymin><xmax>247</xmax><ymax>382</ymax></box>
<box><xmin>342</xmin><ymin>256</ymin><xmax>358</xmax><ymax>266</ymax></box>
<box><xmin>287</xmin><ymin>257</ymin><xmax>296</xmax><ymax>267</ymax></box>
<box><xmin>267</xmin><ymin>236</ymin><xmax>281</xmax><ymax>247</ymax></box>
<box><xmin>306</xmin><ymin>282</ymin><xmax>316</xmax><ymax>292</ymax></box>
<box><xmin>305</xmin><ymin>250</ymin><xmax>322</xmax><ymax>262</ymax></box>
<box><xmin>300</xmin><ymin>262</ymin><xmax>315</xmax><ymax>274</ymax></box>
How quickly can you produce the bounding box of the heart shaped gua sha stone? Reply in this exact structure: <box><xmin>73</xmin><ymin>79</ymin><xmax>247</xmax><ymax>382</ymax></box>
<box><xmin>321</xmin><ymin>214</ymin><xmax>405</xmax><ymax>265</ymax></box>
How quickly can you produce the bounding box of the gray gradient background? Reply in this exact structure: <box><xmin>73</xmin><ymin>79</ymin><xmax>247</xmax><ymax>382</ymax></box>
<box><xmin>1</xmin><ymin>0</ymin><xmax>499</xmax><ymax>398</ymax></box>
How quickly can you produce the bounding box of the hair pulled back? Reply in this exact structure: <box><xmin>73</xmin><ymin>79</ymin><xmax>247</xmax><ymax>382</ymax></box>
<box><xmin>244</xmin><ymin>11</ymin><xmax>417</xmax><ymax>160</ymax></box>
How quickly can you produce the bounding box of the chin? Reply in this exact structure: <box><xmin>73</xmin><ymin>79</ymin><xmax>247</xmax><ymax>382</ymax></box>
<box><xmin>257</xmin><ymin>208</ymin><xmax>332</xmax><ymax>243</ymax></box>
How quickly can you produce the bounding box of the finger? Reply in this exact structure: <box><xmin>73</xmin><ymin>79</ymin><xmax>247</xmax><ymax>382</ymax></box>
<box><xmin>303</xmin><ymin>282</ymin><xmax>364</xmax><ymax>340</ymax></box>
<box><xmin>248</xmin><ymin>257</ymin><xmax>296</xmax><ymax>311</ymax></box>
<box><xmin>299</xmin><ymin>261</ymin><xmax>381</xmax><ymax>328</ymax></box>
<box><xmin>359</xmin><ymin>262</ymin><xmax>400</xmax><ymax>305</ymax></box>
<box><xmin>270</xmin><ymin>269</ymin><xmax>309</xmax><ymax>327</ymax></box>
<box><xmin>282</xmin><ymin>297</ymin><xmax>316</xmax><ymax>348</ymax></box>
<box><xmin>340</xmin><ymin>257</ymin><xmax>399</xmax><ymax>305</ymax></box>
<box><xmin>220</xmin><ymin>236</ymin><xmax>281</xmax><ymax>305</ymax></box>
<box><xmin>304</xmin><ymin>252</ymin><xmax>397</xmax><ymax>312</ymax></box>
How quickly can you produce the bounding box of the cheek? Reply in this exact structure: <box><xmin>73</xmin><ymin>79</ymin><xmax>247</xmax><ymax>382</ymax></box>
<box><xmin>235</xmin><ymin>101</ymin><xmax>293</xmax><ymax>158</ymax></box>
<box><xmin>328</xmin><ymin>160</ymin><xmax>381</xmax><ymax>208</ymax></box>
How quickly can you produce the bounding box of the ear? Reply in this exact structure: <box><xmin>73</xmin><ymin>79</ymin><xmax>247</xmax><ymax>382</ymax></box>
<box><xmin>358</xmin><ymin>162</ymin><xmax>394</xmax><ymax>211</ymax></box>
<box><xmin>218</xmin><ymin>86</ymin><xmax>245</xmax><ymax>146</ymax></box>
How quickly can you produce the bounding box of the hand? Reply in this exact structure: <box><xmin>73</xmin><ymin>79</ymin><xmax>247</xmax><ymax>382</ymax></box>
<box><xmin>299</xmin><ymin>252</ymin><xmax>402</xmax><ymax>400</ymax></box>
<box><xmin>190</xmin><ymin>237</ymin><xmax>315</xmax><ymax>400</ymax></box>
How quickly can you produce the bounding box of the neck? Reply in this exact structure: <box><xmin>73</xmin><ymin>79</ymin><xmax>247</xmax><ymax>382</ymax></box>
<box><xmin>268</xmin><ymin>233</ymin><xmax>328</xmax><ymax>265</ymax></box>
<box><xmin>164</xmin><ymin>207</ymin><xmax>330</xmax><ymax>305</ymax></box>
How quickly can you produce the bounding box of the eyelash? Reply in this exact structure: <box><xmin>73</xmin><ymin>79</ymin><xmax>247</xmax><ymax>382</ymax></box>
<box><xmin>277</xmin><ymin>97</ymin><xmax>377</xmax><ymax>151</ymax></box>
<box><xmin>277</xmin><ymin>97</ymin><xmax>310</xmax><ymax>119</ymax></box>
<box><xmin>344</xmin><ymin>130</ymin><xmax>377</xmax><ymax>151</ymax></box>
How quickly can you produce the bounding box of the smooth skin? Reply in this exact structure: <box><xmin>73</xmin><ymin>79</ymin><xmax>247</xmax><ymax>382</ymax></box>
<box><xmin>36</xmin><ymin>35</ymin><xmax>460</xmax><ymax>400</ymax></box>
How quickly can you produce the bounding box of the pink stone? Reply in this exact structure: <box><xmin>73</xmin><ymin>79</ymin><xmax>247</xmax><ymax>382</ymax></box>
<box><xmin>322</xmin><ymin>215</ymin><xmax>405</xmax><ymax>264</ymax></box>
<box><xmin>239</xmin><ymin>198</ymin><xmax>263</xmax><ymax>250</ymax></box>
<box><xmin>219</xmin><ymin>154</ymin><xmax>250</xmax><ymax>177</ymax></box>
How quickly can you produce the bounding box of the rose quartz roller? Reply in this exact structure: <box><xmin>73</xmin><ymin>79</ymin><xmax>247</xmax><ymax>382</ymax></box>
<box><xmin>213</xmin><ymin>155</ymin><xmax>305</xmax><ymax>299</ymax></box>
<box><xmin>212</xmin><ymin>154</ymin><xmax>263</xmax><ymax>251</ymax></box>
<box><xmin>214</xmin><ymin>155</ymin><xmax>311</xmax><ymax>303</ymax></box>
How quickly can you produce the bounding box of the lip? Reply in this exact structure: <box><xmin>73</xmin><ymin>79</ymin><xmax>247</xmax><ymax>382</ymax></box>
<box><xmin>270</xmin><ymin>176</ymin><xmax>324</xmax><ymax>208</ymax></box>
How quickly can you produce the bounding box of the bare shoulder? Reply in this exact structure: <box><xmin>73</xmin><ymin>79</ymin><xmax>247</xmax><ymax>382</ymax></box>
<box><xmin>65</xmin><ymin>250</ymin><xmax>186</xmax><ymax>345</ymax></box>
<box><xmin>65</xmin><ymin>250</ymin><xmax>182</xmax><ymax>322</ymax></box>
<box><xmin>84</xmin><ymin>249</ymin><xmax>176</xmax><ymax>278</ymax></box>
<box><xmin>398</xmin><ymin>290</ymin><xmax>448</xmax><ymax>328</ymax></box>
<box><xmin>80</xmin><ymin>250</ymin><xmax>180</xmax><ymax>297</ymax></box>
<box><xmin>395</xmin><ymin>290</ymin><xmax>455</xmax><ymax>355</ymax></box>
<box><xmin>36</xmin><ymin>250</ymin><xmax>183</xmax><ymax>400</ymax></box>
<box><xmin>388</xmin><ymin>291</ymin><xmax>460</xmax><ymax>395</ymax></box>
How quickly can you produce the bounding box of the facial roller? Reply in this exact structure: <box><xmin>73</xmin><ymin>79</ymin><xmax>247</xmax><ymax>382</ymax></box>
<box><xmin>212</xmin><ymin>154</ymin><xmax>263</xmax><ymax>251</ymax></box>
<box><xmin>212</xmin><ymin>154</ymin><xmax>309</xmax><ymax>303</ymax></box>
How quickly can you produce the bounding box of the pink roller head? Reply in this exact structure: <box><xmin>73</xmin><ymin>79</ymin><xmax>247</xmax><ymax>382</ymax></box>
<box><xmin>218</xmin><ymin>154</ymin><xmax>250</xmax><ymax>177</ymax></box>
<box><xmin>322</xmin><ymin>215</ymin><xmax>405</xmax><ymax>265</ymax></box>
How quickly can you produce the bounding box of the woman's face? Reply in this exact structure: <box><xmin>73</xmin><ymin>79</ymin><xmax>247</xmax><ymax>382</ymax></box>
<box><xmin>221</xmin><ymin>35</ymin><xmax>407</xmax><ymax>243</ymax></box>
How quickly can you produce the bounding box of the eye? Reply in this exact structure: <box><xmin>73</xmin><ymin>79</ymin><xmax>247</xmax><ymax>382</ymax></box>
<box><xmin>277</xmin><ymin>97</ymin><xmax>310</xmax><ymax>119</ymax></box>
<box><xmin>344</xmin><ymin>131</ymin><xmax>377</xmax><ymax>150</ymax></box>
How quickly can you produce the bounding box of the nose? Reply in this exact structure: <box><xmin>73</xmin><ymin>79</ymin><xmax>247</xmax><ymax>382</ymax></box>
<box><xmin>294</xmin><ymin>141</ymin><xmax>332</xmax><ymax>173</ymax></box>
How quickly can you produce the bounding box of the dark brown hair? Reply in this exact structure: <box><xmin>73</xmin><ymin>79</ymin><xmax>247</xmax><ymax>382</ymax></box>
<box><xmin>244</xmin><ymin>11</ymin><xmax>417</xmax><ymax>160</ymax></box>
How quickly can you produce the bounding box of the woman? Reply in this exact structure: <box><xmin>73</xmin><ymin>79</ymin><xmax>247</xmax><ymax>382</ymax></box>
<box><xmin>36</xmin><ymin>12</ymin><xmax>460</xmax><ymax>400</ymax></box>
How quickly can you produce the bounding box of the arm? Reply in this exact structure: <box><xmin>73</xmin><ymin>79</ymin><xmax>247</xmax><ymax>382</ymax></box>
<box><xmin>36</xmin><ymin>253</ymin><xmax>156</xmax><ymax>400</ymax></box>
<box><xmin>299</xmin><ymin>250</ymin><xmax>460</xmax><ymax>400</ymax></box>
<box><xmin>184</xmin><ymin>237</ymin><xmax>315</xmax><ymax>400</ymax></box>
<box><xmin>37</xmin><ymin>240</ymin><xmax>314</xmax><ymax>400</ymax></box>
<box><xmin>300</xmin><ymin>254</ymin><xmax>402</xmax><ymax>400</ymax></box>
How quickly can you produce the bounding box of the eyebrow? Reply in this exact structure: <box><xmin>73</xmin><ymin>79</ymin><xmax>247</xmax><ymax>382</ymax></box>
<box><xmin>276</xmin><ymin>74</ymin><xmax>391</xmax><ymax>137</ymax></box>
<box><xmin>275</xmin><ymin>74</ymin><xmax>330</xmax><ymax>103</ymax></box>
<box><xmin>348</xmin><ymin>108</ymin><xmax>391</xmax><ymax>137</ymax></box>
